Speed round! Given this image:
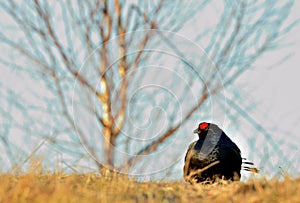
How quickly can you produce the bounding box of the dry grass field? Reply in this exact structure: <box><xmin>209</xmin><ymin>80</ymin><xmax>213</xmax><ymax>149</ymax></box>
<box><xmin>0</xmin><ymin>171</ymin><xmax>299</xmax><ymax>203</ymax></box>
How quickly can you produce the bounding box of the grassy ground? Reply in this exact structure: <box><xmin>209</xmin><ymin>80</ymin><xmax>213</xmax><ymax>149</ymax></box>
<box><xmin>0</xmin><ymin>172</ymin><xmax>299</xmax><ymax>203</ymax></box>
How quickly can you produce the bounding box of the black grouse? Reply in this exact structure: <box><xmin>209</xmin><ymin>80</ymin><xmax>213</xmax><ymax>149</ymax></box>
<box><xmin>184</xmin><ymin>122</ymin><xmax>242</xmax><ymax>183</ymax></box>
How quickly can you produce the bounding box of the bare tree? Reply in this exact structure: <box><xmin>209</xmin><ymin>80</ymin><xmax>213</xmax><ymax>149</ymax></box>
<box><xmin>0</xmin><ymin>0</ymin><xmax>298</xmax><ymax>177</ymax></box>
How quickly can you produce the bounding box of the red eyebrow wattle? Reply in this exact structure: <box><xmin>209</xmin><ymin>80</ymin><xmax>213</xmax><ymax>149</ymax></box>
<box><xmin>199</xmin><ymin>122</ymin><xmax>208</xmax><ymax>130</ymax></box>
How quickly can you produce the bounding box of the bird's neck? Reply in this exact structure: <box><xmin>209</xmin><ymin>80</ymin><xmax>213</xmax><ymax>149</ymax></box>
<box><xmin>198</xmin><ymin>133</ymin><xmax>207</xmax><ymax>140</ymax></box>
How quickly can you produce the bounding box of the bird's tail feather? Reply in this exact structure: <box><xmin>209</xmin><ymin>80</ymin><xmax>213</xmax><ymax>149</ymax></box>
<box><xmin>242</xmin><ymin>158</ymin><xmax>259</xmax><ymax>173</ymax></box>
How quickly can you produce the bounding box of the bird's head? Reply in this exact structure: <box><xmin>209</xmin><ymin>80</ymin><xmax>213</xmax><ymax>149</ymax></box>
<box><xmin>193</xmin><ymin>122</ymin><xmax>210</xmax><ymax>137</ymax></box>
<box><xmin>193</xmin><ymin>122</ymin><xmax>220</xmax><ymax>139</ymax></box>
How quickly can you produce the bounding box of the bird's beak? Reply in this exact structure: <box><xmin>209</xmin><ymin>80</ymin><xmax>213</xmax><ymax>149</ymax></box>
<box><xmin>193</xmin><ymin>128</ymin><xmax>199</xmax><ymax>134</ymax></box>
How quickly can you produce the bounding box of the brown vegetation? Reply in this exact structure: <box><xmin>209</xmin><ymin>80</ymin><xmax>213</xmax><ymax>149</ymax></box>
<box><xmin>0</xmin><ymin>172</ymin><xmax>299</xmax><ymax>203</ymax></box>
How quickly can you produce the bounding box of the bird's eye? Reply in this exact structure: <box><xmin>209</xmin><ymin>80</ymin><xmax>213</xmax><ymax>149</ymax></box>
<box><xmin>199</xmin><ymin>122</ymin><xmax>209</xmax><ymax>130</ymax></box>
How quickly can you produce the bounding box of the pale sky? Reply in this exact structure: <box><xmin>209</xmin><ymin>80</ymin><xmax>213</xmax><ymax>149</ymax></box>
<box><xmin>0</xmin><ymin>1</ymin><xmax>300</xmax><ymax>179</ymax></box>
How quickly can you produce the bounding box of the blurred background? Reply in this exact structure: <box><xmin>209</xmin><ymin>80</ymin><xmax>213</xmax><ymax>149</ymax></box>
<box><xmin>0</xmin><ymin>0</ymin><xmax>299</xmax><ymax>181</ymax></box>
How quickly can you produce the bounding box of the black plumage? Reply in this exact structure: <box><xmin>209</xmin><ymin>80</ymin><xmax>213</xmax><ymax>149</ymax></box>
<box><xmin>183</xmin><ymin>122</ymin><xmax>242</xmax><ymax>183</ymax></box>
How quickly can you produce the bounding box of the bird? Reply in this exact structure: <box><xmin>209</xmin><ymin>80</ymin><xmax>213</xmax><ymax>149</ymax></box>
<box><xmin>183</xmin><ymin>122</ymin><xmax>243</xmax><ymax>183</ymax></box>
